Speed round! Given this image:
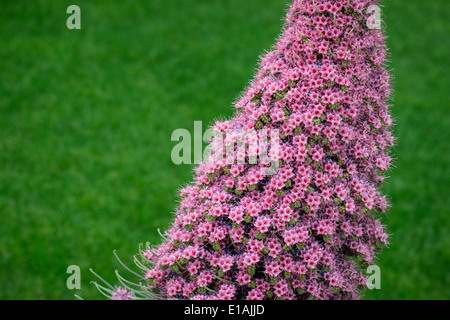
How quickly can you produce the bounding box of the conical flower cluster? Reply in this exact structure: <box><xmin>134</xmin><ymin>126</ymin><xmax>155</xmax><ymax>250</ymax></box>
<box><xmin>114</xmin><ymin>0</ymin><xmax>394</xmax><ymax>300</ymax></box>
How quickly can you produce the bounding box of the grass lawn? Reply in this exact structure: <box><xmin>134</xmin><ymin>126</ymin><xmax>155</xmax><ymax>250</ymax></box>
<box><xmin>0</xmin><ymin>0</ymin><xmax>448</xmax><ymax>299</ymax></box>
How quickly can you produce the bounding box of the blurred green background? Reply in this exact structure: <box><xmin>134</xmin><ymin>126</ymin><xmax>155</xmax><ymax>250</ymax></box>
<box><xmin>0</xmin><ymin>0</ymin><xmax>448</xmax><ymax>300</ymax></box>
